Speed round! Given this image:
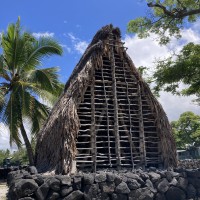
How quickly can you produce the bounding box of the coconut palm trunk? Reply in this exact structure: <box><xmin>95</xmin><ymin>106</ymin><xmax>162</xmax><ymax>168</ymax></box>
<box><xmin>20</xmin><ymin>122</ymin><xmax>34</xmax><ymax>166</ymax></box>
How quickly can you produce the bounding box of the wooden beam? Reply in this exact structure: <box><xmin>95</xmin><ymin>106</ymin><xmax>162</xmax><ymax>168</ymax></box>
<box><xmin>90</xmin><ymin>70</ymin><xmax>97</xmax><ymax>172</ymax></box>
<box><xmin>101</xmin><ymin>67</ymin><xmax>112</xmax><ymax>167</ymax></box>
<box><xmin>122</xmin><ymin>59</ymin><xmax>135</xmax><ymax>169</ymax></box>
<box><xmin>110</xmin><ymin>33</ymin><xmax>121</xmax><ymax>169</ymax></box>
<box><xmin>138</xmin><ymin>82</ymin><xmax>146</xmax><ymax>169</ymax></box>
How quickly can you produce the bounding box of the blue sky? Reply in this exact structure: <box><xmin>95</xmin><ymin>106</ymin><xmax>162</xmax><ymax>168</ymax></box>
<box><xmin>1</xmin><ymin>0</ymin><xmax>200</xmax><ymax>150</ymax></box>
<box><xmin>0</xmin><ymin>0</ymin><xmax>146</xmax><ymax>83</ymax></box>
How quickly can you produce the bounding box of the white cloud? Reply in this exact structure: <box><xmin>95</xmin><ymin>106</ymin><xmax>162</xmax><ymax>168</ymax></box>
<box><xmin>0</xmin><ymin>123</ymin><xmax>18</xmax><ymax>150</ymax></box>
<box><xmin>65</xmin><ymin>32</ymin><xmax>89</xmax><ymax>54</ymax></box>
<box><xmin>124</xmin><ymin>34</ymin><xmax>171</xmax><ymax>69</ymax></box>
<box><xmin>0</xmin><ymin>123</ymin><xmax>10</xmax><ymax>149</ymax></box>
<box><xmin>0</xmin><ymin>120</ymin><xmax>32</xmax><ymax>150</ymax></box>
<box><xmin>67</xmin><ymin>33</ymin><xmax>77</xmax><ymax>42</ymax></box>
<box><xmin>61</xmin><ymin>44</ymin><xmax>71</xmax><ymax>53</ymax></box>
<box><xmin>180</xmin><ymin>28</ymin><xmax>200</xmax><ymax>44</ymax></box>
<box><xmin>124</xmin><ymin>23</ymin><xmax>200</xmax><ymax>121</ymax></box>
<box><xmin>32</xmin><ymin>32</ymin><xmax>54</xmax><ymax>38</ymax></box>
<box><xmin>74</xmin><ymin>41</ymin><xmax>88</xmax><ymax>54</ymax></box>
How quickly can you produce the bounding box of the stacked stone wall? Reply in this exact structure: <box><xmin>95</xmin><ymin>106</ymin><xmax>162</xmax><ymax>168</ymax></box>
<box><xmin>7</xmin><ymin>166</ymin><xmax>200</xmax><ymax>200</ymax></box>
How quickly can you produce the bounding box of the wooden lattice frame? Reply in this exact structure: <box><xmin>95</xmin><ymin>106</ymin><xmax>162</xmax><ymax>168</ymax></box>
<box><xmin>35</xmin><ymin>25</ymin><xmax>177</xmax><ymax>174</ymax></box>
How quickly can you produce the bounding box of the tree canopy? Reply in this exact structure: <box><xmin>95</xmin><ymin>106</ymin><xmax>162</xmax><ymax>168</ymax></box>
<box><xmin>128</xmin><ymin>0</ymin><xmax>200</xmax><ymax>102</ymax></box>
<box><xmin>128</xmin><ymin>0</ymin><xmax>200</xmax><ymax>44</ymax></box>
<box><xmin>171</xmin><ymin>111</ymin><xmax>200</xmax><ymax>148</ymax></box>
<box><xmin>152</xmin><ymin>42</ymin><xmax>200</xmax><ymax>97</ymax></box>
<box><xmin>0</xmin><ymin>18</ymin><xmax>63</xmax><ymax>165</ymax></box>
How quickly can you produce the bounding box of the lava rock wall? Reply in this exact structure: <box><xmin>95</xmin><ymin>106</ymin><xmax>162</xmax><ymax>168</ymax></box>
<box><xmin>7</xmin><ymin>167</ymin><xmax>200</xmax><ymax>200</ymax></box>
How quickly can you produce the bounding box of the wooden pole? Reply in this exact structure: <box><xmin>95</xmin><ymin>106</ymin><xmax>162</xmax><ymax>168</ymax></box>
<box><xmin>110</xmin><ymin>33</ymin><xmax>121</xmax><ymax>169</ymax></box>
<box><xmin>90</xmin><ymin>69</ymin><xmax>97</xmax><ymax>172</ymax></box>
<box><xmin>138</xmin><ymin>82</ymin><xmax>146</xmax><ymax>169</ymax></box>
<box><xmin>101</xmin><ymin>68</ymin><xmax>112</xmax><ymax>167</ymax></box>
<box><xmin>122</xmin><ymin>60</ymin><xmax>135</xmax><ymax>169</ymax></box>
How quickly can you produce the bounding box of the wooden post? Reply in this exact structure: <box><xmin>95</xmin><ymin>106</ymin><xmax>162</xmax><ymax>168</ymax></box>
<box><xmin>90</xmin><ymin>70</ymin><xmax>97</xmax><ymax>172</ymax></box>
<box><xmin>101</xmin><ymin>68</ymin><xmax>112</xmax><ymax>167</ymax></box>
<box><xmin>110</xmin><ymin>33</ymin><xmax>121</xmax><ymax>169</ymax></box>
<box><xmin>138</xmin><ymin>82</ymin><xmax>146</xmax><ymax>169</ymax></box>
<box><xmin>122</xmin><ymin>60</ymin><xmax>135</xmax><ymax>169</ymax></box>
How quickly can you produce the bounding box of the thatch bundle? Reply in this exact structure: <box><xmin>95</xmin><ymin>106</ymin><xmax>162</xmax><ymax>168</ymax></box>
<box><xmin>35</xmin><ymin>25</ymin><xmax>177</xmax><ymax>174</ymax></box>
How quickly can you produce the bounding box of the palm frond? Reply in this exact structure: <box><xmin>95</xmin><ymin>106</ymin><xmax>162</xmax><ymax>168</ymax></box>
<box><xmin>15</xmin><ymin>80</ymin><xmax>60</xmax><ymax>106</ymax></box>
<box><xmin>21</xmin><ymin>37</ymin><xmax>63</xmax><ymax>72</ymax></box>
<box><xmin>22</xmin><ymin>67</ymin><xmax>64</xmax><ymax>97</ymax></box>
<box><xmin>13</xmin><ymin>81</ymin><xmax>50</xmax><ymax>135</ymax></box>
<box><xmin>29</xmin><ymin>97</ymin><xmax>50</xmax><ymax>135</ymax></box>
<box><xmin>0</xmin><ymin>55</ymin><xmax>11</xmax><ymax>81</ymax></box>
<box><xmin>2</xmin><ymin>91</ymin><xmax>22</xmax><ymax>147</ymax></box>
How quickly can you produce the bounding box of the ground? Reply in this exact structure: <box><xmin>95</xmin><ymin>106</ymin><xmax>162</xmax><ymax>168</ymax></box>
<box><xmin>0</xmin><ymin>180</ymin><xmax>8</xmax><ymax>200</ymax></box>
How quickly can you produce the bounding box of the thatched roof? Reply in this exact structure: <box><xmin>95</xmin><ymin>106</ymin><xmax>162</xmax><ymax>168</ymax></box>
<box><xmin>35</xmin><ymin>24</ymin><xmax>177</xmax><ymax>174</ymax></box>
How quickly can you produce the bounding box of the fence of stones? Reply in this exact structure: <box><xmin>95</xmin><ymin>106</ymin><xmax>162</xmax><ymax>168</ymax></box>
<box><xmin>6</xmin><ymin>166</ymin><xmax>200</xmax><ymax>200</ymax></box>
<box><xmin>178</xmin><ymin>159</ymin><xmax>200</xmax><ymax>169</ymax></box>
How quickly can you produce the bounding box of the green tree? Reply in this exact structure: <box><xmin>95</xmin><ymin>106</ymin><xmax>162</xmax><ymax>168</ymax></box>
<box><xmin>152</xmin><ymin>42</ymin><xmax>200</xmax><ymax>98</ymax></box>
<box><xmin>171</xmin><ymin>111</ymin><xmax>200</xmax><ymax>148</ymax></box>
<box><xmin>0</xmin><ymin>18</ymin><xmax>63</xmax><ymax>165</ymax></box>
<box><xmin>127</xmin><ymin>1</ymin><xmax>200</xmax><ymax>101</ymax></box>
<box><xmin>128</xmin><ymin>0</ymin><xmax>200</xmax><ymax>45</ymax></box>
<box><xmin>11</xmin><ymin>148</ymin><xmax>28</xmax><ymax>166</ymax></box>
<box><xmin>0</xmin><ymin>149</ymin><xmax>10</xmax><ymax>166</ymax></box>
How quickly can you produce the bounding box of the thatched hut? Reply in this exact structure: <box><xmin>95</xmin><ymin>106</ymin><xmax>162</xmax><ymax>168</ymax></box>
<box><xmin>35</xmin><ymin>25</ymin><xmax>177</xmax><ymax>174</ymax></box>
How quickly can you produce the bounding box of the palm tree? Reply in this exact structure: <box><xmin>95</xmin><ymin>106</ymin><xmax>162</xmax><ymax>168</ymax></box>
<box><xmin>0</xmin><ymin>18</ymin><xmax>63</xmax><ymax>165</ymax></box>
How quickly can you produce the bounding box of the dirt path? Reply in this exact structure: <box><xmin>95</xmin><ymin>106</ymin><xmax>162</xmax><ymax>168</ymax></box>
<box><xmin>0</xmin><ymin>181</ymin><xmax>8</xmax><ymax>200</ymax></box>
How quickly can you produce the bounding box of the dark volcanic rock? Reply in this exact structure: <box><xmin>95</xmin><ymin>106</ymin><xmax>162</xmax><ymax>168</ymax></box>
<box><xmin>84</xmin><ymin>183</ymin><xmax>99</xmax><ymax>200</ymax></box>
<box><xmin>157</xmin><ymin>178</ymin><xmax>169</xmax><ymax>193</ymax></box>
<box><xmin>155</xmin><ymin>193</ymin><xmax>166</xmax><ymax>200</ymax></box>
<box><xmin>83</xmin><ymin>173</ymin><xmax>94</xmax><ymax>185</ymax></box>
<box><xmin>114</xmin><ymin>174</ymin><xmax>122</xmax><ymax>186</ymax></box>
<box><xmin>96</xmin><ymin>192</ymin><xmax>110</xmax><ymax>200</ymax></box>
<box><xmin>63</xmin><ymin>190</ymin><xmax>83</xmax><ymax>200</ymax></box>
<box><xmin>35</xmin><ymin>182</ymin><xmax>49</xmax><ymax>200</ymax></box>
<box><xmin>32</xmin><ymin>174</ymin><xmax>44</xmax><ymax>186</ymax></box>
<box><xmin>188</xmin><ymin>177</ymin><xmax>200</xmax><ymax>188</ymax></box>
<box><xmin>127</xmin><ymin>178</ymin><xmax>141</xmax><ymax>190</ymax></box>
<box><xmin>186</xmin><ymin>184</ymin><xmax>196</xmax><ymax>199</ymax></box>
<box><xmin>15</xmin><ymin>179</ymin><xmax>38</xmax><ymax>198</ymax></box>
<box><xmin>73</xmin><ymin>175</ymin><xmax>82</xmax><ymax>190</ymax></box>
<box><xmin>106</xmin><ymin>172</ymin><xmax>115</xmax><ymax>182</ymax></box>
<box><xmin>47</xmin><ymin>177</ymin><xmax>60</xmax><ymax>191</ymax></box>
<box><xmin>46</xmin><ymin>190</ymin><xmax>60</xmax><ymax>200</ymax></box>
<box><xmin>7</xmin><ymin>171</ymin><xmax>23</xmax><ymax>185</ymax></box>
<box><xmin>115</xmin><ymin>181</ymin><xmax>130</xmax><ymax>194</ymax></box>
<box><xmin>99</xmin><ymin>182</ymin><xmax>115</xmax><ymax>194</ymax></box>
<box><xmin>129</xmin><ymin>187</ymin><xmax>154</xmax><ymax>200</ymax></box>
<box><xmin>95</xmin><ymin>172</ymin><xmax>107</xmax><ymax>183</ymax></box>
<box><xmin>186</xmin><ymin>169</ymin><xmax>200</xmax><ymax>178</ymax></box>
<box><xmin>18</xmin><ymin>198</ymin><xmax>35</xmax><ymax>200</ymax></box>
<box><xmin>61</xmin><ymin>186</ymin><xmax>73</xmax><ymax>197</ymax></box>
<box><xmin>169</xmin><ymin>177</ymin><xmax>178</xmax><ymax>186</ymax></box>
<box><xmin>148</xmin><ymin>172</ymin><xmax>161</xmax><ymax>183</ymax></box>
<box><xmin>166</xmin><ymin>186</ymin><xmax>186</xmax><ymax>200</ymax></box>
<box><xmin>23</xmin><ymin>172</ymin><xmax>33</xmax><ymax>179</ymax></box>
<box><xmin>145</xmin><ymin>179</ymin><xmax>154</xmax><ymax>189</ymax></box>
<box><xmin>112</xmin><ymin>193</ymin><xmax>128</xmax><ymax>200</ymax></box>
<box><xmin>56</xmin><ymin>175</ymin><xmax>72</xmax><ymax>186</ymax></box>
<box><xmin>177</xmin><ymin>177</ymin><xmax>188</xmax><ymax>191</ymax></box>
<box><xmin>140</xmin><ymin>172</ymin><xmax>149</xmax><ymax>181</ymax></box>
<box><xmin>125</xmin><ymin>172</ymin><xmax>145</xmax><ymax>186</ymax></box>
<box><xmin>27</xmin><ymin>166</ymin><xmax>38</xmax><ymax>175</ymax></box>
